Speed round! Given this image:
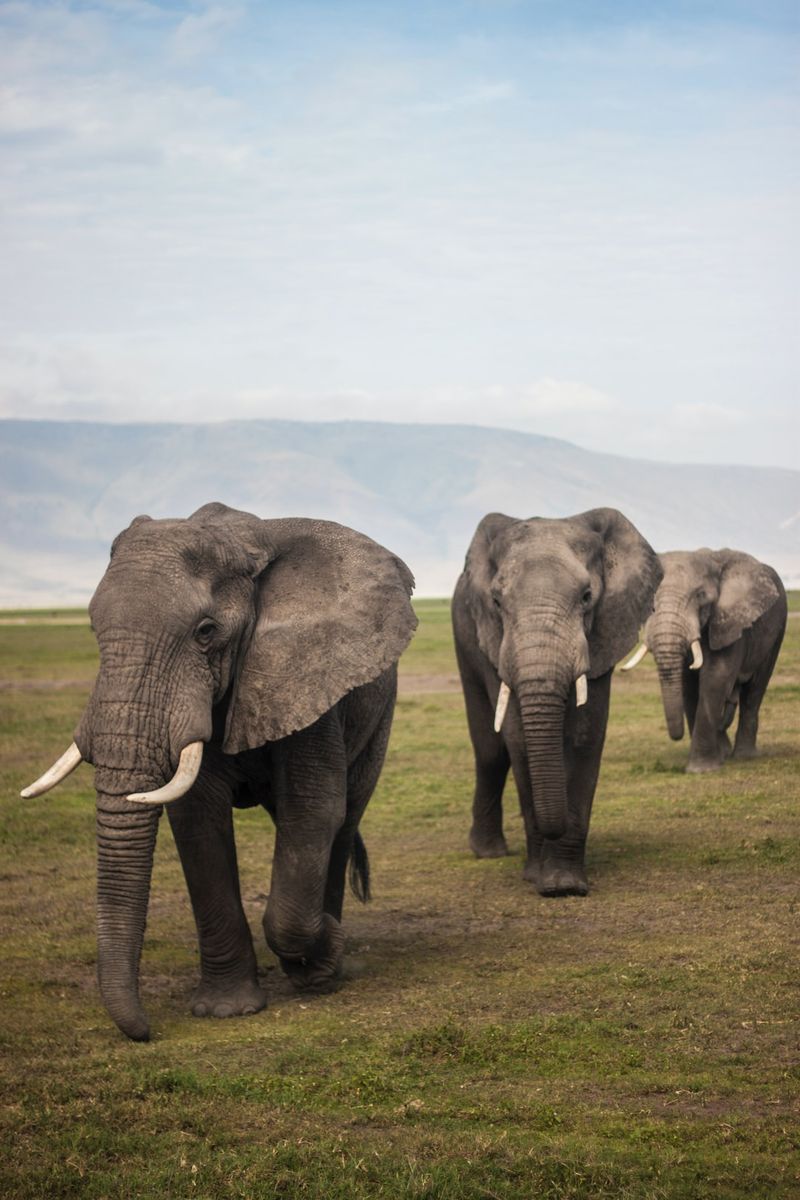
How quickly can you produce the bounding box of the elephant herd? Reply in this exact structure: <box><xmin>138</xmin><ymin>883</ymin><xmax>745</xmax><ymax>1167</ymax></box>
<box><xmin>22</xmin><ymin>501</ymin><xmax>787</xmax><ymax>1041</ymax></box>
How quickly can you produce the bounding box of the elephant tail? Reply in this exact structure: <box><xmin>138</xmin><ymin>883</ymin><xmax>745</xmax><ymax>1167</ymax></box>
<box><xmin>348</xmin><ymin>831</ymin><xmax>371</xmax><ymax>903</ymax></box>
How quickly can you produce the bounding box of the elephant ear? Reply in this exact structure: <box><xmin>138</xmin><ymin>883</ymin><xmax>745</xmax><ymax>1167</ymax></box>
<box><xmin>461</xmin><ymin>512</ymin><xmax>518</xmax><ymax>667</ymax></box>
<box><xmin>578</xmin><ymin>508</ymin><xmax>663</xmax><ymax>678</ymax></box>
<box><xmin>197</xmin><ymin>507</ymin><xmax>417</xmax><ymax>750</ymax></box>
<box><xmin>708</xmin><ymin>550</ymin><xmax>782</xmax><ymax>651</ymax></box>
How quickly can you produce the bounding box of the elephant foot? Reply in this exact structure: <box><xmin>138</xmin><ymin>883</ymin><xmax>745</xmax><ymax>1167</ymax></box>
<box><xmin>469</xmin><ymin>826</ymin><xmax>509</xmax><ymax>858</ymax></box>
<box><xmin>686</xmin><ymin>757</ymin><xmax>722</xmax><ymax>774</ymax></box>
<box><xmin>732</xmin><ymin>744</ymin><xmax>758</xmax><ymax>760</ymax></box>
<box><xmin>282</xmin><ymin>959</ymin><xmax>343</xmax><ymax>994</ymax></box>
<box><xmin>525</xmin><ymin>857</ymin><xmax>588</xmax><ymax>897</ymax></box>
<box><xmin>279</xmin><ymin>914</ymin><xmax>345</xmax><ymax>994</ymax></box>
<box><xmin>191</xmin><ymin>976</ymin><xmax>267</xmax><ymax>1019</ymax></box>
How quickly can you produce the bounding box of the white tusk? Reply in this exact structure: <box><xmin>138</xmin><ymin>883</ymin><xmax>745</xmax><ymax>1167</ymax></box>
<box><xmin>575</xmin><ymin>674</ymin><xmax>588</xmax><ymax>707</ymax></box>
<box><xmin>621</xmin><ymin>643</ymin><xmax>649</xmax><ymax>671</ymax></box>
<box><xmin>494</xmin><ymin>682</ymin><xmax>511</xmax><ymax>733</ymax></box>
<box><xmin>689</xmin><ymin>639</ymin><xmax>703</xmax><ymax>670</ymax></box>
<box><xmin>21</xmin><ymin>742</ymin><xmax>83</xmax><ymax>798</ymax></box>
<box><xmin>127</xmin><ymin>742</ymin><xmax>204</xmax><ymax>805</ymax></box>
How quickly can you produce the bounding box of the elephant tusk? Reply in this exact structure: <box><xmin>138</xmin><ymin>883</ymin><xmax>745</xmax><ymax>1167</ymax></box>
<box><xmin>575</xmin><ymin>674</ymin><xmax>588</xmax><ymax>707</ymax></box>
<box><xmin>621</xmin><ymin>643</ymin><xmax>648</xmax><ymax>671</ymax></box>
<box><xmin>494</xmin><ymin>682</ymin><xmax>511</xmax><ymax>732</ymax></box>
<box><xmin>127</xmin><ymin>742</ymin><xmax>204</xmax><ymax>805</ymax></box>
<box><xmin>21</xmin><ymin>741</ymin><xmax>83</xmax><ymax>798</ymax></box>
<box><xmin>689</xmin><ymin>639</ymin><xmax>703</xmax><ymax>670</ymax></box>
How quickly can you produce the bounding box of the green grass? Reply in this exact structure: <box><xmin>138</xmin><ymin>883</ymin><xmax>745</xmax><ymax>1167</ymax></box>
<box><xmin>1</xmin><ymin>596</ymin><xmax>798</xmax><ymax>1198</ymax></box>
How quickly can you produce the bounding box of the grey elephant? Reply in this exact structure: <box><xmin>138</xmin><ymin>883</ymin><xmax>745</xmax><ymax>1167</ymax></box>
<box><xmin>22</xmin><ymin>502</ymin><xmax>417</xmax><ymax>1041</ymax></box>
<box><xmin>622</xmin><ymin>548</ymin><xmax>787</xmax><ymax>772</ymax></box>
<box><xmin>452</xmin><ymin>508</ymin><xmax>662</xmax><ymax>897</ymax></box>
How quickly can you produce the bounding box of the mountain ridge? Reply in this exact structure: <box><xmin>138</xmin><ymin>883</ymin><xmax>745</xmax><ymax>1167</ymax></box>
<box><xmin>1</xmin><ymin>418</ymin><xmax>797</xmax><ymax>605</ymax></box>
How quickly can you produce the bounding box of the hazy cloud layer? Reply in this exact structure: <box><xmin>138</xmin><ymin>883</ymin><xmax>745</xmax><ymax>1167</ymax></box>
<box><xmin>0</xmin><ymin>1</ymin><xmax>797</xmax><ymax>466</ymax></box>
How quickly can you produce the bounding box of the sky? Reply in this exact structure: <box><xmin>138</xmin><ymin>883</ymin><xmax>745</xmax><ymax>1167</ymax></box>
<box><xmin>0</xmin><ymin>0</ymin><xmax>798</xmax><ymax>467</ymax></box>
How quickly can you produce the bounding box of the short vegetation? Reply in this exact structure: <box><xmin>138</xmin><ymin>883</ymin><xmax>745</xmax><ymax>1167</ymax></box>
<box><xmin>1</xmin><ymin>598</ymin><xmax>798</xmax><ymax>1198</ymax></box>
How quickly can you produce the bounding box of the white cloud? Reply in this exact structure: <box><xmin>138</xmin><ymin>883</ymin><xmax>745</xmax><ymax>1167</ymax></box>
<box><xmin>171</xmin><ymin>4</ymin><xmax>244</xmax><ymax>60</ymax></box>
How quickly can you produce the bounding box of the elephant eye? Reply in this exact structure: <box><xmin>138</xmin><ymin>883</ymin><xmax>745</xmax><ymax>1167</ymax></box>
<box><xmin>581</xmin><ymin>588</ymin><xmax>592</xmax><ymax>607</ymax></box>
<box><xmin>194</xmin><ymin>620</ymin><xmax>218</xmax><ymax>647</ymax></box>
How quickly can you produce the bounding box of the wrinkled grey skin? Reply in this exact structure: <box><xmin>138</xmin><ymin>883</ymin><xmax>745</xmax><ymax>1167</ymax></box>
<box><xmin>67</xmin><ymin>502</ymin><xmax>416</xmax><ymax>1042</ymax></box>
<box><xmin>452</xmin><ymin>508</ymin><xmax>661</xmax><ymax>897</ymax></box>
<box><xmin>645</xmin><ymin>549</ymin><xmax>786</xmax><ymax>773</ymax></box>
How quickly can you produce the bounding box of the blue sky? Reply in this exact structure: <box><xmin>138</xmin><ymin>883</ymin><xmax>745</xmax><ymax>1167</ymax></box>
<box><xmin>0</xmin><ymin>0</ymin><xmax>797</xmax><ymax>466</ymax></box>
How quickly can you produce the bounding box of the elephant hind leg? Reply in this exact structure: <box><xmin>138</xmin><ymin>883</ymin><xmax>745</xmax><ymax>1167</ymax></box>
<box><xmin>733</xmin><ymin>633</ymin><xmax>784</xmax><ymax>759</ymax></box>
<box><xmin>323</xmin><ymin>692</ymin><xmax>395</xmax><ymax>923</ymax></box>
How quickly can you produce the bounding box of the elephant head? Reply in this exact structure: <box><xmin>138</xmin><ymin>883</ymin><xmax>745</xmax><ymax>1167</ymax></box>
<box><xmin>22</xmin><ymin>502</ymin><xmax>416</xmax><ymax>1040</ymax></box>
<box><xmin>628</xmin><ymin>548</ymin><xmax>784</xmax><ymax>740</ymax></box>
<box><xmin>463</xmin><ymin>507</ymin><xmax>661</xmax><ymax>839</ymax></box>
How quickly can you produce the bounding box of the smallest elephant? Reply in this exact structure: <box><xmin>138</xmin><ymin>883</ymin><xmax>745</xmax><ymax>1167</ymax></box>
<box><xmin>623</xmin><ymin>548</ymin><xmax>787</xmax><ymax>772</ymax></box>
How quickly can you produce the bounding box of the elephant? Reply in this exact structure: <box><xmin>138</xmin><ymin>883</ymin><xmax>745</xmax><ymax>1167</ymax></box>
<box><xmin>622</xmin><ymin>548</ymin><xmax>787</xmax><ymax>772</ymax></box>
<box><xmin>452</xmin><ymin>507</ymin><xmax>662</xmax><ymax>897</ymax></box>
<box><xmin>22</xmin><ymin>502</ymin><xmax>417</xmax><ymax>1041</ymax></box>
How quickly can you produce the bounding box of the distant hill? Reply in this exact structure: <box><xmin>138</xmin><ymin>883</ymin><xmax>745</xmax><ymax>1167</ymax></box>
<box><xmin>1</xmin><ymin>418</ymin><xmax>798</xmax><ymax>605</ymax></box>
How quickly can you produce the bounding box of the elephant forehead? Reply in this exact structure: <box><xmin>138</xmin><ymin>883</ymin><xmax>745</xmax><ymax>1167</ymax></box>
<box><xmin>109</xmin><ymin>518</ymin><xmax>255</xmax><ymax>581</ymax></box>
<box><xmin>497</xmin><ymin>519</ymin><xmax>602</xmax><ymax>567</ymax></box>
<box><xmin>659</xmin><ymin>551</ymin><xmax>714</xmax><ymax>591</ymax></box>
<box><xmin>91</xmin><ymin>529</ymin><xmax>225</xmax><ymax>628</ymax></box>
<box><xmin>91</xmin><ymin>558</ymin><xmax>215</xmax><ymax>631</ymax></box>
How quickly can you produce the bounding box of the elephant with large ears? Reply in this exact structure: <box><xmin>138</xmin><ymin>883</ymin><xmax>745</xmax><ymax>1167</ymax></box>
<box><xmin>452</xmin><ymin>508</ymin><xmax>662</xmax><ymax>897</ymax></box>
<box><xmin>622</xmin><ymin>548</ymin><xmax>786</xmax><ymax>772</ymax></box>
<box><xmin>22</xmin><ymin>502</ymin><xmax>417</xmax><ymax>1041</ymax></box>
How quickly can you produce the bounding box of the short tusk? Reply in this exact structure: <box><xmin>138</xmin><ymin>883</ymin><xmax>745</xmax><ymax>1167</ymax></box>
<box><xmin>127</xmin><ymin>742</ymin><xmax>204</xmax><ymax>805</ymax></box>
<box><xmin>689</xmin><ymin>639</ymin><xmax>703</xmax><ymax>670</ymax></box>
<box><xmin>575</xmin><ymin>674</ymin><xmax>588</xmax><ymax>707</ymax></box>
<box><xmin>21</xmin><ymin>742</ymin><xmax>83</xmax><ymax>798</ymax></box>
<box><xmin>621</xmin><ymin>643</ymin><xmax>649</xmax><ymax>671</ymax></box>
<box><xmin>494</xmin><ymin>682</ymin><xmax>511</xmax><ymax>733</ymax></box>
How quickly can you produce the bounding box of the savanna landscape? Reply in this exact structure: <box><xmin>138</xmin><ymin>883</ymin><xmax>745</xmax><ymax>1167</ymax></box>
<box><xmin>1</xmin><ymin>596</ymin><xmax>798</xmax><ymax>1198</ymax></box>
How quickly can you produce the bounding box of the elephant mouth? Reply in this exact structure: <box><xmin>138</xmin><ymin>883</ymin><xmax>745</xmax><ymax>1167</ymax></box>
<box><xmin>493</xmin><ymin>673</ymin><xmax>588</xmax><ymax>734</ymax></box>
<box><xmin>126</xmin><ymin>741</ymin><xmax>205</xmax><ymax>805</ymax></box>
<box><xmin>21</xmin><ymin>739</ymin><xmax>206</xmax><ymax>805</ymax></box>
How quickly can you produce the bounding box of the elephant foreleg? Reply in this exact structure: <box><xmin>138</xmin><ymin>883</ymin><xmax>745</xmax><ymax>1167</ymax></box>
<box><xmin>456</xmin><ymin>647</ymin><xmax>511</xmax><ymax>857</ymax></box>
<box><xmin>167</xmin><ymin>763</ymin><xmax>265</xmax><ymax>1019</ymax></box>
<box><xmin>264</xmin><ymin>713</ymin><xmax>348</xmax><ymax>992</ymax></box>
<box><xmin>682</xmin><ymin>666</ymin><xmax>699</xmax><ymax>736</ymax></box>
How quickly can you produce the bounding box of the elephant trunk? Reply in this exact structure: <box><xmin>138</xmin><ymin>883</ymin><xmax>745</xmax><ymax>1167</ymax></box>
<box><xmin>76</xmin><ymin>645</ymin><xmax>212</xmax><ymax>1040</ymax></box>
<box><xmin>516</xmin><ymin>684</ymin><xmax>569</xmax><ymax>840</ymax></box>
<box><xmin>96</xmin><ymin>794</ymin><xmax>161</xmax><ymax>1041</ymax></box>
<box><xmin>657</xmin><ymin>655</ymin><xmax>686</xmax><ymax>741</ymax></box>
<box><xmin>648</xmin><ymin>602</ymin><xmax>695</xmax><ymax>741</ymax></box>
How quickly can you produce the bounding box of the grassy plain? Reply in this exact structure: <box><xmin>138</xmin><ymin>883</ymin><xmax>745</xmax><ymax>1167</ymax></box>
<box><xmin>1</xmin><ymin>599</ymin><xmax>798</xmax><ymax>1198</ymax></box>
